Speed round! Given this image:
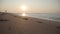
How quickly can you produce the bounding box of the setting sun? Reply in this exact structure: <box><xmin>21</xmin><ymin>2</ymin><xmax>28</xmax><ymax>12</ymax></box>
<box><xmin>21</xmin><ymin>5</ymin><xmax>27</xmax><ymax>11</ymax></box>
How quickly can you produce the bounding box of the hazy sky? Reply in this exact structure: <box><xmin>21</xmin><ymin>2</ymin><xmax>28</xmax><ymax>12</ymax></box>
<box><xmin>0</xmin><ymin>0</ymin><xmax>60</xmax><ymax>13</ymax></box>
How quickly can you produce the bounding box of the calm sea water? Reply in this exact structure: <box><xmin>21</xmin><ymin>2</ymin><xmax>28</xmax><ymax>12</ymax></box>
<box><xmin>14</xmin><ymin>13</ymin><xmax>60</xmax><ymax>22</ymax></box>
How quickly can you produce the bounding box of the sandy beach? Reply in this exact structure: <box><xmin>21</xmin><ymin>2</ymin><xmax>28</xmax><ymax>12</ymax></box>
<box><xmin>0</xmin><ymin>12</ymin><xmax>60</xmax><ymax>34</ymax></box>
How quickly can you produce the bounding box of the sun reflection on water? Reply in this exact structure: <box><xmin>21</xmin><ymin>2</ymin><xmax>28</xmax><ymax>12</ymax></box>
<box><xmin>22</xmin><ymin>13</ymin><xmax>27</xmax><ymax>16</ymax></box>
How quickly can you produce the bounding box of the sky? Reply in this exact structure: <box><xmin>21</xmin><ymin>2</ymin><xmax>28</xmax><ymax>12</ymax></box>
<box><xmin>0</xmin><ymin>0</ymin><xmax>60</xmax><ymax>13</ymax></box>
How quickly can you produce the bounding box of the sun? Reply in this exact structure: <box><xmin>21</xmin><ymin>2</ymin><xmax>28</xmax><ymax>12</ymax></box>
<box><xmin>21</xmin><ymin>5</ymin><xmax>27</xmax><ymax>11</ymax></box>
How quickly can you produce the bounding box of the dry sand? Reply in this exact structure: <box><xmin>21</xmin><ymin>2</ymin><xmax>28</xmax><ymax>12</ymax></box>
<box><xmin>0</xmin><ymin>12</ymin><xmax>60</xmax><ymax>34</ymax></box>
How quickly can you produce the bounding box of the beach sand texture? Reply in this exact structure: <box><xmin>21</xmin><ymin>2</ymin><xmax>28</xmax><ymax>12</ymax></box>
<box><xmin>0</xmin><ymin>12</ymin><xmax>60</xmax><ymax>34</ymax></box>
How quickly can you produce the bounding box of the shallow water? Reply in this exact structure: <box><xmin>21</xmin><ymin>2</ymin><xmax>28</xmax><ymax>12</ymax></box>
<box><xmin>14</xmin><ymin>13</ymin><xmax>60</xmax><ymax>22</ymax></box>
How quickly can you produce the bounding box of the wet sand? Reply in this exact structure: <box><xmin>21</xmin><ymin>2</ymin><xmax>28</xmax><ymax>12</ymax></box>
<box><xmin>0</xmin><ymin>12</ymin><xmax>60</xmax><ymax>34</ymax></box>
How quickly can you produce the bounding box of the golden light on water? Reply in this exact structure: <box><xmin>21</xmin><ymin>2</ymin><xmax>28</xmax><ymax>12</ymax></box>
<box><xmin>22</xmin><ymin>13</ymin><xmax>26</xmax><ymax>16</ymax></box>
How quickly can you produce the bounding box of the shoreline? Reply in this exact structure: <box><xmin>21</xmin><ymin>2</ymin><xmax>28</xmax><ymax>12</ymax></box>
<box><xmin>0</xmin><ymin>12</ymin><xmax>60</xmax><ymax>34</ymax></box>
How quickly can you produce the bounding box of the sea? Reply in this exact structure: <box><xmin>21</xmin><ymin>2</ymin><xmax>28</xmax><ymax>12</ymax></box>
<box><xmin>13</xmin><ymin>13</ymin><xmax>60</xmax><ymax>22</ymax></box>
